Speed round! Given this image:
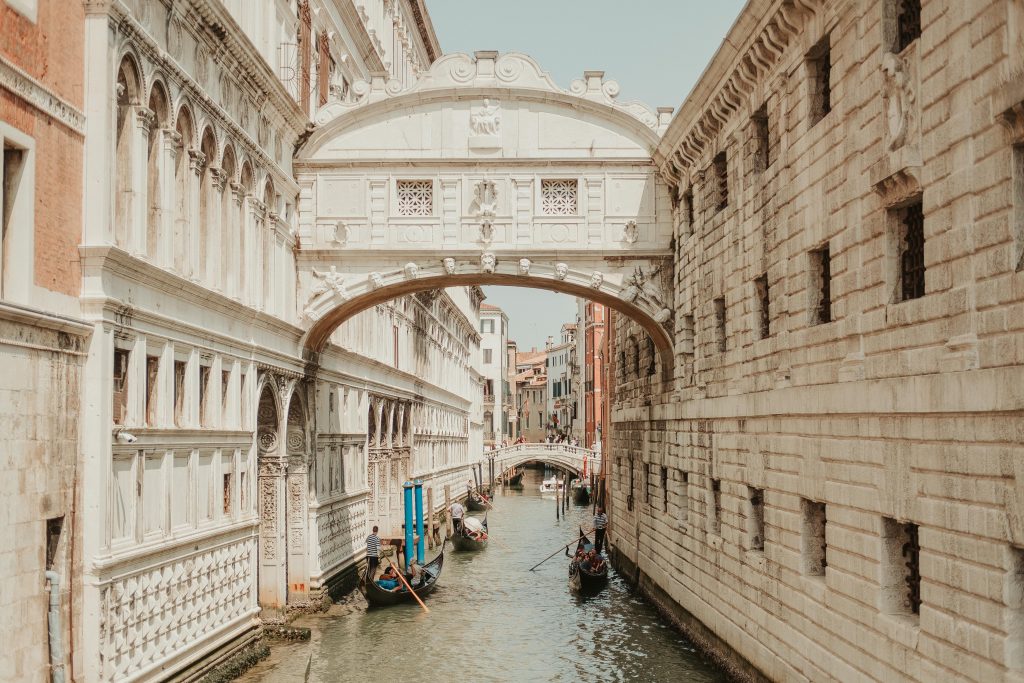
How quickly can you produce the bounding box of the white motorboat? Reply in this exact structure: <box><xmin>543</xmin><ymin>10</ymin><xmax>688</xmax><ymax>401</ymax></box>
<box><xmin>539</xmin><ymin>477</ymin><xmax>565</xmax><ymax>494</ymax></box>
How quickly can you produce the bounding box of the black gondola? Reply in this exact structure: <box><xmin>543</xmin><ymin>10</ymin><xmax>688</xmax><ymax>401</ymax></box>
<box><xmin>466</xmin><ymin>491</ymin><xmax>490</xmax><ymax>511</ymax></box>
<box><xmin>359</xmin><ymin>550</ymin><xmax>445</xmax><ymax>607</ymax></box>
<box><xmin>505</xmin><ymin>469</ymin><xmax>524</xmax><ymax>487</ymax></box>
<box><xmin>572</xmin><ymin>483</ymin><xmax>591</xmax><ymax>505</ymax></box>
<box><xmin>568</xmin><ymin>528</ymin><xmax>608</xmax><ymax>593</ymax></box>
<box><xmin>451</xmin><ymin>515</ymin><xmax>488</xmax><ymax>551</ymax></box>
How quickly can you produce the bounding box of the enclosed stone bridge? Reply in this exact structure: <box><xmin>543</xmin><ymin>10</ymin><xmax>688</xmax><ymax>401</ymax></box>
<box><xmin>489</xmin><ymin>443</ymin><xmax>601</xmax><ymax>480</ymax></box>
<box><xmin>293</xmin><ymin>51</ymin><xmax>677</xmax><ymax>372</ymax></box>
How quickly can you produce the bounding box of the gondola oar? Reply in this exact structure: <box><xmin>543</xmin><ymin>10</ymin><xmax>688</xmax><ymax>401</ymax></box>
<box><xmin>386</xmin><ymin>557</ymin><xmax>430</xmax><ymax>613</ymax></box>
<box><xmin>528</xmin><ymin>528</ymin><xmax>594</xmax><ymax>572</ymax></box>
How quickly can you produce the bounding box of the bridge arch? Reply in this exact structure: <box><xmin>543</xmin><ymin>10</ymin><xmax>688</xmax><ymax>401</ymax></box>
<box><xmin>489</xmin><ymin>444</ymin><xmax>602</xmax><ymax>480</ymax></box>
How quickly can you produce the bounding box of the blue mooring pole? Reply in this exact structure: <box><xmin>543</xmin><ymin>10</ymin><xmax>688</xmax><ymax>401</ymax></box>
<box><xmin>403</xmin><ymin>482</ymin><xmax>414</xmax><ymax>571</ymax></box>
<box><xmin>414</xmin><ymin>480</ymin><xmax>425</xmax><ymax>565</ymax></box>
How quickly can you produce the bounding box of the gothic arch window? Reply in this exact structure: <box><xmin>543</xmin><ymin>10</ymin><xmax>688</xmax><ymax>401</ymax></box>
<box><xmin>173</xmin><ymin>105</ymin><xmax>194</xmax><ymax>274</ymax></box>
<box><xmin>219</xmin><ymin>146</ymin><xmax>237</xmax><ymax>295</ymax></box>
<box><xmin>238</xmin><ymin>161</ymin><xmax>254</xmax><ymax>298</ymax></box>
<box><xmin>367</xmin><ymin>400</ymin><xmax>378</xmax><ymax>448</ymax></box>
<box><xmin>198</xmin><ymin>128</ymin><xmax>217</xmax><ymax>282</ymax></box>
<box><xmin>114</xmin><ymin>56</ymin><xmax>142</xmax><ymax>249</ymax></box>
<box><xmin>146</xmin><ymin>81</ymin><xmax>170</xmax><ymax>262</ymax></box>
<box><xmin>257</xmin><ymin>384</ymin><xmax>279</xmax><ymax>457</ymax></box>
<box><xmin>286</xmin><ymin>395</ymin><xmax>306</xmax><ymax>455</ymax></box>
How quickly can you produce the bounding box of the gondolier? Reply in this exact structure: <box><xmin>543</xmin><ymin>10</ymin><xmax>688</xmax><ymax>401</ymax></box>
<box><xmin>365</xmin><ymin>526</ymin><xmax>382</xmax><ymax>578</ymax></box>
<box><xmin>450</xmin><ymin>500</ymin><xmax>465</xmax><ymax>534</ymax></box>
<box><xmin>593</xmin><ymin>507</ymin><xmax>608</xmax><ymax>554</ymax></box>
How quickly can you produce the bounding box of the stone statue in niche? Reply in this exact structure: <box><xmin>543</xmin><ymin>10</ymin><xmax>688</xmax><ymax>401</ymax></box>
<box><xmin>590</xmin><ymin>271</ymin><xmax>604</xmax><ymax>289</ymax></box>
<box><xmin>328</xmin><ymin>221</ymin><xmax>350</xmax><ymax>246</ymax></box>
<box><xmin>442</xmin><ymin>257</ymin><xmax>457</xmax><ymax>275</ymax></box>
<box><xmin>554</xmin><ymin>262</ymin><xmax>569</xmax><ymax>280</ymax></box>
<box><xmin>368</xmin><ymin>272</ymin><xmax>384</xmax><ymax>289</ymax></box>
<box><xmin>518</xmin><ymin>258</ymin><xmax>531</xmax><ymax>275</ymax></box>
<box><xmin>471</xmin><ymin>99</ymin><xmax>501</xmax><ymax>136</ymax></box>
<box><xmin>622</xmin><ymin>220</ymin><xmax>639</xmax><ymax>244</ymax></box>
<box><xmin>881</xmin><ymin>51</ymin><xmax>914</xmax><ymax>150</ymax></box>
<box><xmin>311</xmin><ymin>266</ymin><xmax>347</xmax><ymax>298</ymax></box>
<box><xmin>480</xmin><ymin>252</ymin><xmax>496</xmax><ymax>274</ymax></box>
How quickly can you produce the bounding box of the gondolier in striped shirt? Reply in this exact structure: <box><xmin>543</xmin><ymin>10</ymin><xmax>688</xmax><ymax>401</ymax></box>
<box><xmin>365</xmin><ymin>526</ymin><xmax>382</xmax><ymax>579</ymax></box>
<box><xmin>593</xmin><ymin>508</ymin><xmax>608</xmax><ymax>554</ymax></box>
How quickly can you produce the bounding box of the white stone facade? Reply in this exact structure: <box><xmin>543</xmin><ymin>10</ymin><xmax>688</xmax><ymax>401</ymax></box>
<box><xmin>479</xmin><ymin>304</ymin><xmax>508</xmax><ymax>445</ymax></box>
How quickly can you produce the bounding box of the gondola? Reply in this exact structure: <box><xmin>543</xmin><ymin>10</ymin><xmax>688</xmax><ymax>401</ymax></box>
<box><xmin>505</xmin><ymin>469</ymin><xmax>524</xmax><ymax>487</ymax></box>
<box><xmin>572</xmin><ymin>482</ymin><xmax>591</xmax><ymax>505</ymax></box>
<box><xmin>466</xmin><ymin>490</ymin><xmax>490</xmax><ymax>511</ymax></box>
<box><xmin>451</xmin><ymin>515</ymin><xmax>488</xmax><ymax>551</ymax></box>
<box><xmin>359</xmin><ymin>549</ymin><xmax>445</xmax><ymax>607</ymax></box>
<box><xmin>568</xmin><ymin>528</ymin><xmax>608</xmax><ymax>593</ymax></box>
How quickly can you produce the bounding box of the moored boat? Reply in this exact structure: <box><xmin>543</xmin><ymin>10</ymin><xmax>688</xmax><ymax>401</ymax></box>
<box><xmin>568</xmin><ymin>529</ymin><xmax>608</xmax><ymax>593</ymax></box>
<box><xmin>505</xmin><ymin>469</ymin><xmax>524</xmax><ymax>487</ymax></box>
<box><xmin>538</xmin><ymin>477</ymin><xmax>564</xmax><ymax>495</ymax></box>
<box><xmin>466</xmin><ymin>490</ymin><xmax>490</xmax><ymax>511</ymax></box>
<box><xmin>359</xmin><ymin>550</ymin><xmax>445</xmax><ymax>607</ymax></box>
<box><xmin>451</xmin><ymin>515</ymin><xmax>488</xmax><ymax>551</ymax></box>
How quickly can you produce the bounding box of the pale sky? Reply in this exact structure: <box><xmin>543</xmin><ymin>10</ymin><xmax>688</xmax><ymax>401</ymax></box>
<box><xmin>427</xmin><ymin>0</ymin><xmax>746</xmax><ymax>348</ymax></box>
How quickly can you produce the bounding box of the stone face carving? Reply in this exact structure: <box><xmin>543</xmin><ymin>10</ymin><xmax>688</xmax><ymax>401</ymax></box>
<box><xmin>480</xmin><ymin>252</ymin><xmax>496</xmax><ymax>274</ymax></box>
<box><xmin>590</xmin><ymin>271</ymin><xmax>604</xmax><ymax>289</ymax></box>
<box><xmin>442</xmin><ymin>257</ymin><xmax>457</xmax><ymax>275</ymax></box>
<box><xmin>622</xmin><ymin>220</ymin><xmax>639</xmax><ymax>244</ymax></box>
<box><xmin>554</xmin><ymin>262</ymin><xmax>569</xmax><ymax>280</ymax></box>
<box><xmin>655</xmin><ymin>308</ymin><xmax>672</xmax><ymax>324</ymax></box>
<box><xmin>369</xmin><ymin>272</ymin><xmax>384</xmax><ymax>289</ymax></box>
<box><xmin>471</xmin><ymin>98</ymin><xmax>501</xmax><ymax>136</ymax></box>
<box><xmin>518</xmin><ymin>258</ymin><xmax>531</xmax><ymax>275</ymax></box>
<box><xmin>881</xmin><ymin>51</ymin><xmax>914</xmax><ymax>150</ymax></box>
<box><xmin>404</xmin><ymin>262</ymin><xmax>419</xmax><ymax>279</ymax></box>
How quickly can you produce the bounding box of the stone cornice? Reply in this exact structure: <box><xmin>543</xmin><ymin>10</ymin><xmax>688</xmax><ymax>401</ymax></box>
<box><xmin>336</xmin><ymin>0</ymin><xmax>387</xmax><ymax>73</ymax></box>
<box><xmin>0</xmin><ymin>300</ymin><xmax>92</xmax><ymax>337</ymax></box>
<box><xmin>655</xmin><ymin>0</ymin><xmax>820</xmax><ymax>186</ymax></box>
<box><xmin>0</xmin><ymin>53</ymin><xmax>86</xmax><ymax>135</ymax></box>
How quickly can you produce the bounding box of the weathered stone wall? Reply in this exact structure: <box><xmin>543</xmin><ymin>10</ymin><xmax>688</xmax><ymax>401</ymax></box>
<box><xmin>610</xmin><ymin>0</ymin><xmax>1024</xmax><ymax>681</ymax></box>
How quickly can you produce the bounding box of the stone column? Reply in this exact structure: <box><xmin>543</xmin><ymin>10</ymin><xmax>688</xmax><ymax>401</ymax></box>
<box><xmin>131</xmin><ymin>107</ymin><xmax>154</xmax><ymax>256</ymax></box>
<box><xmin>160</xmin><ymin>129</ymin><xmax>182</xmax><ymax>269</ymax></box>
<box><xmin>187</xmin><ymin>150</ymin><xmax>206</xmax><ymax>281</ymax></box>
<box><xmin>206</xmin><ymin>168</ymin><xmax>225</xmax><ymax>289</ymax></box>
<box><xmin>228</xmin><ymin>182</ymin><xmax>244</xmax><ymax>300</ymax></box>
<box><xmin>245</xmin><ymin>198</ymin><xmax>266</xmax><ymax>308</ymax></box>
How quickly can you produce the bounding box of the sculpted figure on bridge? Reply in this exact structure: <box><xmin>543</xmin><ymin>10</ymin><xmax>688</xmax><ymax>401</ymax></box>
<box><xmin>590</xmin><ymin>271</ymin><xmax>604</xmax><ymax>289</ymax></box>
<box><xmin>311</xmin><ymin>266</ymin><xmax>347</xmax><ymax>298</ymax></box>
<box><xmin>481</xmin><ymin>252</ymin><xmax>496</xmax><ymax>274</ymax></box>
<box><xmin>518</xmin><ymin>258</ymin><xmax>531</xmax><ymax>275</ymax></box>
<box><xmin>404</xmin><ymin>262</ymin><xmax>419</xmax><ymax>279</ymax></box>
<box><xmin>554</xmin><ymin>262</ymin><xmax>568</xmax><ymax>280</ymax></box>
<box><xmin>471</xmin><ymin>98</ymin><xmax>501</xmax><ymax>136</ymax></box>
<box><xmin>368</xmin><ymin>272</ymin><xmax>384</xmax><ymax>289</ymax></box>
<box><xmin>442</xmin><ymin>257</ymin><xmax>457</xmax><ymax>275</ymax></box>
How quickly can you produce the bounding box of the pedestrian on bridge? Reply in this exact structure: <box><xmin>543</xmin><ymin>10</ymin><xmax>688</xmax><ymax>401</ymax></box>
<box><xmin>593</xmin><ymin>507</ymin><xmax>608</xmax><ymax>555</ymax></box>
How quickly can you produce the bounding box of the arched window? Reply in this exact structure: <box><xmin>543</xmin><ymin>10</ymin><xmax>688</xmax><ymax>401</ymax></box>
<box><xmin>173</xmin><ymin>106</ymin><xmax>194</xmax><ymax>274</ymax></box>
<box><xmin>146</xmin><ymin>83</ymin><xmax>170</xmax><ymax>262</ymax></box>
<box><xmin>198</xmin><ymin>128</ymin><xmax>217</xmax><ymax>283</ymax></box>
<box><xmin>114</xmin><ymin>56</ymin><xmax>141</xmax><ymax>248</ymax></box>
<box><xmin>261</xmin><ymin>177</ymin><xmax>276</xmax><ymax>308</ymax></box>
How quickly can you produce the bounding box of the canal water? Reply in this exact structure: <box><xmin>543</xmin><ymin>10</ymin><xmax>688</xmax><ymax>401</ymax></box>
<box><xmin>290</xmin><ymin>467</ymin><xmax>728</xmax><ymax>683</ymax></box>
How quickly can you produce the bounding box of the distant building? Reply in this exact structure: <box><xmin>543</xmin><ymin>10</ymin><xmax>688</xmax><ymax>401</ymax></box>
<box><xmin>514</xmin><ymin>348</ymin><xmax>548</xmax><ymax>442</ymax></box>
<box><xmin>580</xmin><ymin>301</ymin><xmax>606</xmax><ymax>449</ymax></box>
<box><xmin>545</xmin><ymin>324</ymin><xmax>577</xmax><ymax>439</ymax></box>
<box><xmin>479</xmin><ymin>303</ymin><xmax>509</xmax><ymax>446</ymax></box>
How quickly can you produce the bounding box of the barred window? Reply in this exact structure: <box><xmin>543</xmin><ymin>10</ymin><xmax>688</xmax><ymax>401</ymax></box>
<box><xmin>752</xmin><ymin>103</ymin><xmax>771</xmax><ymax>173</ymax></box>
<box><xmin>713</xmin><ymin>297</ymin><xmax>726</xmax><ymax>353</ymax></box>
<box><xmin>713</xmin><ymin>152</ymin><xmax>728</xmax><ymax>212</ymax></box>
<box><xmin>810</xmin><ymin>244</ymin><xmax>832</xmax><ymax>325</ymax></box>
<box><xmin>396</xmin><ymin>180</ymin><xmax>433</xmax><ymax>216</ymax></box>
<box><xmin>808</xmin><ymin>35</ymin><xmax>832</xmax><ymax>125</ymax></box>
<box><xmin>897</xmin><ymin>200</ymin><xmax>925</xmax><ymax>301</ymax></box>
<box><xmin>801</xmin><ymin>499</ymin><xmax>827</xmax><ymax>576</ymax></box>
<box><xmin>881</xmin><ymin>517</ymin><xmax>921</xmax><ymax>616</ymax></box>
<box><xmin>541</xmin><ymin>179</ymin><xmax>578</xmax><ymax>215</ymax></box>
<box><xmin>895</xmin><ymin>0</ymin><xmax>921</xmax><ymax>52</ymax></box>
<box><xmin>755</xmin><ymin>273</ymin><xmax>771</xmax><ymax>339</ymax></box>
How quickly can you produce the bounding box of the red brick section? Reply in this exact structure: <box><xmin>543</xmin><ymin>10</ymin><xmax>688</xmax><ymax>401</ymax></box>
<box><xmin>0</xmin><ymin>0</ymin><xmax>85</xmax><ymax>297</ymax></box>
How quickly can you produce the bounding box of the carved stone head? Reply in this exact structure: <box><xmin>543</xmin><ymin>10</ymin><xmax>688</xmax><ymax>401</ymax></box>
<box><xmin>369</xmin><ymin>272</ymin><xmax>384</xmax><ymax>289</ymax></box>
<box><xmin>518</xmin><ymin>258</ymin><xmax>531</xmax><ymax>275</ymax></box>
<box><xmin>404</xmin><ymin>262</ymin><xmax>419</xmax><ymax>279</ymax></box>
<box><xmin>481</xmin><ymin>252</ymin><xmax>496</xmax><ymax>274</ymax></box>
<box><xmin>554</xmin><ymin>262</ymin><xmax>569</xmax><ymax>280</ymax></box>
<box><xmin>442</xmin><ymin>257</ymin><xmax>457</xmax><ymax>275</ymax></box>
<box><xmin>590</xmin><ymin>271</ymin><xmax>604</xmax><ymax>289</ymax></box>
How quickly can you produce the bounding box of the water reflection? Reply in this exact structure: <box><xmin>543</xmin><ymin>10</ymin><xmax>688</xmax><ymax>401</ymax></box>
<box><xmin>307</xmin><ymin>468</ymin><xmax>728</xmax><ymax>683</ymax></box>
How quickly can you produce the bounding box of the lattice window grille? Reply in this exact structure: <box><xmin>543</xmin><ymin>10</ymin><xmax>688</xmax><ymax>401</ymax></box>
<box><xmin>541</xmin><ymin>179</ymin><xmax>578</xmax><ymax>216</ymax></box>
<box><xmin>396</xmin><ymin>180</ymin><xmax>433</xmax><ymax>216</ymax></box>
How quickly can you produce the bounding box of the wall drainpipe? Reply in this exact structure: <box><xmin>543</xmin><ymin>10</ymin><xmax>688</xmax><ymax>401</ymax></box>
<box><xmin>44</xmin><ymin>571</ymin><xmax>65</xmax><ymax>683</ymax></box>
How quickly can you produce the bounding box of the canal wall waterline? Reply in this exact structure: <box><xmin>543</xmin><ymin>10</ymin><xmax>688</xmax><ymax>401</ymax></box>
<box><xmin>610</xmin><ymin>546</ymin><xmax>771</xmax><ymax>683</ymax></box>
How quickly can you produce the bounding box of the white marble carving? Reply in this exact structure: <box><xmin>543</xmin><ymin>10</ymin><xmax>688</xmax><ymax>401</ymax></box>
<box><xmin>369</xmin><ymin>272</ymin><xmax>384</xmax><ymax>289</ymax></box>
<box><xmin>518</xmin><ymin>258</ymin><xmax>532</xmax><ymax>275</ymax></box>
<box><xmin>554</xmin><ymin>262</ymin><xmax>569</xmax><ymax>280</ymax></box>
<box><xmin>404</xmin><ymin>262</ymin><xmax>419</xmax><ymax>279</ymax></box>
<box><xmin>881</xmin><ymin>52</ymin><xmax>914</xmax><ymax>150</ymax></box>
<box><xmin>622</xmin><ymin>220</ymin><xmax>639</xmax><ymax>244</ymax></box>
<box><xmin>590</xmin><ymin>271</ymin><xmax>604</xmax><ymax>289</ymax></box>
<box><xmin>481</xmin><ymin>252</ymin><xmax>496</xmax><ymax>274</ymax></box>
<box><xmin>442</xmin><ymin>257</ymin><xmax>457</xmax><ymax>275</ymax></box>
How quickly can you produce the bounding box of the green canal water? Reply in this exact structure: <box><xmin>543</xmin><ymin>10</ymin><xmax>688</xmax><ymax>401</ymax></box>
<box><xmin>275</xmin><ymin>468</ymin><xmax>730</xmax><ymax>682</ymax></box>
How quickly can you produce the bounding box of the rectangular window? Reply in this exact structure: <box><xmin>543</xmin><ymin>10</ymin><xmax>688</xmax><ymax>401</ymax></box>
<box><xmin>396</xmin><ymin>180</ymin><xmax>432</xmax><ymax>216</ymax></box>
<box><xmin>198</xmin><ymin>365</ymin><xmax>211</xmax><ymax>427</ymax></box>
<box><xmin>143</xmin><ymin>452</ymin><xmax>165</xmax><ymax>535</ymax></box>
<box><xmin>678</xmin><ymin>470</ymin><xmax>689</xmax><ymax>523</ymax></box>
<box><xmin>173</xmin><ymin>360</ymin><xmax>186</xmax><ymax>427</ymax></box>
<box><xmin>880</xmin><ymin>517</ymin><xmax>921</xmax><ymax>616</ymax></box>
<box><xmin>748</xmin><ymin>487</ymin><xmax>765</xmax><ymax>552</ymax></box>
<box><xmin>113</xmin><ymin>348</ymin><xmax>129</xmax><ymax>425</ymax></box>
<box><xmin>1014</xmin><ymin>145</ymin><xmax>1024</xmax><ymax>272</ymax></box>
<box><xmin>661</xmin><ymin>466</ymin><xmax>668</xmax><ymax>512</ymax></box>
<box><xmin>712</xmin><ymin>152</ymin><xmax>728</xmax><ymax>212</ymax></box>
<box><xmin>808</xmin><ymin>35</ymin><xmax>832</xmax><ymax>125</ymax></box>
<box><xmin>755</xmin><ymin>273</ymin><xmax>771</xmax><ymax>339</ymax></box>
<box><xmin>481</xmin><ymin>319</ymin><xmax>494</xmax><ymax>334</ymax></box>
<box><xmin>891</xmin><ymin>0</ymin><xmax>922</xmax><ymax>53</ymax></box>
<box><xmin>752</xmin><ymin>103</ymin><xmax>771</xmax><ymax>173</ymax></box>
<box><xmin>145</xmin><ymin>355</ymin><xmax>159</xmax><ymax>426</ymax></box>
<box><xmin>1</xmin><ymin>142</ymin><xmax>27</xmax><ymax>299</ymax></box>
<box><xmin>171</xmin><ymin>453</ymin><xmax>190</xmax><ymax>528</ymax></box>
<box><xmin>221</xmin><ymin>369</ymin><xmax>231</xmax><ymax>420</ymax></box>
<box><xmin>197</xmin><ymin>452</ymin><xmax>213</xmax><ymax>521</ymax></box>
<box><xmin>810</xmin><ymin>244</ymin><xmax>832</xmax><ymax>325</ymax></box>
<box><xmin>682</xmin><ymin>186</ymin><xmax>695</xmax><ymax>237</ymax></box>
<box><xmin>713</xmin><ymin>297</ymin><xmax>727</xmax><ymax>353</ymax></box>
<box><xmin>110</xmin><ymin>454</ymin><xmax>135</xmax><ymax>542</ymax></box>
<box><xmin>710</xmin><ymin>478</ymin><xmax>722</xmax><ymax>534</ymax></box>
<box><xmin>45</xmin><ymin>516</ymin><xmax>63</xmax><ymax>571</ymax></box>
<box><xmin>541</xmin><ymin>179</ymin><xmax>578</xmax><ymax>215</ymax></box>
<box><xmin>895</xmin><ymin>199</ymin><xmax>926</xmax><ymax>301</ymax></box>
<box><xmin>801</xmin><ymin>499</ymin><xmax>827</xmax><ymax>577</ymax></box>
<box><xmin>627</xmin><ymin>458</ymin><xmax>635</xmax><ymax>512</ymax></box>
<box><xmin>221</xmin><ymin>453</ymin><xmax>233</xmax><ymax>517</ymax></box>
<box><xmin>483</xmin><ymin>349</ymin><xmax>493</xmax><ymax>364</ymax></box>
<box><xmin>239</xmin><ymin>470</ymin><xmax>248</xmax><ymax>514</ymax></box>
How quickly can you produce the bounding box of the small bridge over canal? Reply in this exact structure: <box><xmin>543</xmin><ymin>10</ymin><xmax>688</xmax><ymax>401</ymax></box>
<box><xmin>488</xmin><ymin>443</ymin><xmax>601</xmax><ymax>480</ymax></box>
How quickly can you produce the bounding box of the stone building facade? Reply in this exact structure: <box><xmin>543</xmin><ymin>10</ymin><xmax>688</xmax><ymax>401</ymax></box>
<box><xmin>607</xmin><ymin>0</ymin><xmax>1024</xmax><ymax>681</ymax></box>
